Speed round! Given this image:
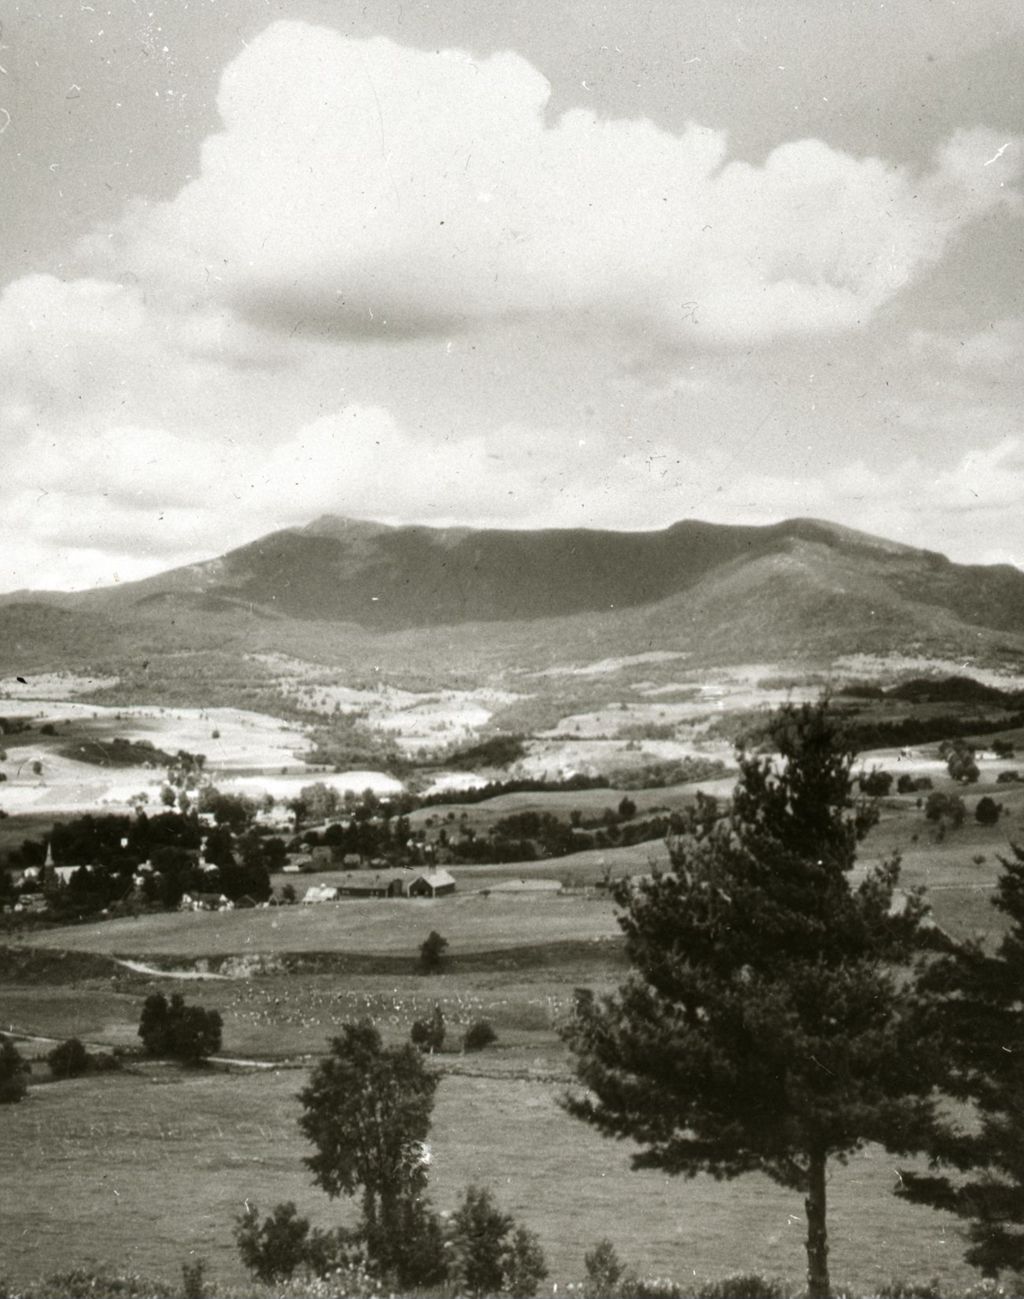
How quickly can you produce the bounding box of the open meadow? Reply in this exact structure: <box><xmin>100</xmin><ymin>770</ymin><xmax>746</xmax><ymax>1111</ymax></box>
<box><xmin>0</xmin><ymin>971</ymin><xmax>982</xmax><ymax>1296</ymax></box>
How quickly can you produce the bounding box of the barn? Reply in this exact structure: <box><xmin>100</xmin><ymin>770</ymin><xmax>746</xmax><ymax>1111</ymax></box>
<box><xmin>407</xmin><ymin>869</ymin><xmax>457</xmax><ymax>899</ymax></box>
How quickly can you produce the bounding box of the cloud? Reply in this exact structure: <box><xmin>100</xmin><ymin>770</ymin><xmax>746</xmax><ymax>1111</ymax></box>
<box><xmin>78</xmin><ymin>21</ymin><xmax>1022</xmax><ymax>347</ymax></box>
<box><xmin>911</xmin><ymin>317</ymin><xmax>1024</xmax><ymax>375</ymax></box>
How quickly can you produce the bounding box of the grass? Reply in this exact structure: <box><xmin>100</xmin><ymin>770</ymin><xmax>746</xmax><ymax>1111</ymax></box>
<box><xmin>0</xmin><ymin>1055</ymin><xmax>981</xmax><ymax>1295</ymax></box>
<box><xmin>15</xmin><ymin>894</ymin><xmax>622</xmax><ymax>959</ymax></box>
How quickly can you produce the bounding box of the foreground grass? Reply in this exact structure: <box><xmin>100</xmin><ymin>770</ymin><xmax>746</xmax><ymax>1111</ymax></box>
<box><xmin>0</xmin><ymin>1060</ymin><xmax>980</xmax><ymax>1295</ymax></box>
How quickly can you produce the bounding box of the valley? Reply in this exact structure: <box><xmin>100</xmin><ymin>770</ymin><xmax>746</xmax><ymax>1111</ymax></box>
<box><xmin>4</xmin><ymin>517</ymin><xmax>1024</xmax><ymax>1295</ymax></box>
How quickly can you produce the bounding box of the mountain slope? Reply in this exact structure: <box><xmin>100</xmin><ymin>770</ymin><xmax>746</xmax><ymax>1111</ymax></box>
<box><xmin>2</xmin><ymin>515</ymin><xmax>1024</xmax><ymax>677</ymax></box>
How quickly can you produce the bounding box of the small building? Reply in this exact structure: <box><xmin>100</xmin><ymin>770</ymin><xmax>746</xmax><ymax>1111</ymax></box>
<box><xmin>335</xmin><ymin>869</ymin><xmax>410</xmax><ymax>898</ymax></box>
<box><xmin>302</xmin><ymin>884</ymin><xmax>340</xmax><ymax>904</ymax></box>
<box><xmin>180</xmin><ymin>891</ymin><xmax>233</xmax><ymax>912</ymax></box>
<box><xmin>407</xmin><ymin>869</ymin><xmax>457</xmax><ymax>899</ymax></box>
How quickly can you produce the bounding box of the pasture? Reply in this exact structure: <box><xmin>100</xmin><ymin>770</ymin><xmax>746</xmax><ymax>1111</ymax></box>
<box><xmin>16</xmin><ymin>893</ymin><xmax>622</xmax><ymax>959</ymax></box>
<box><xmin>0</xmin><ymin>1047</ymin><xmax>979</xmax><ymax>1294</ymax></box>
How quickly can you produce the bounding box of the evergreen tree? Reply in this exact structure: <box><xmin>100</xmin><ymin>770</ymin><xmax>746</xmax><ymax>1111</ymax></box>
<box><xmin>0</xmin><ymin>1034</ymin><xmax>29</xmax><ymax>1103</ymax></box>
<box><xmin>897</xmin><ymin>842</ymin><xmax>1024</xmax><ymax>1276</ymax></box>
<box><xmin>563</xmin><ymin>700</ymin><xmax>941</xmax><ymax>1298</ymax></box>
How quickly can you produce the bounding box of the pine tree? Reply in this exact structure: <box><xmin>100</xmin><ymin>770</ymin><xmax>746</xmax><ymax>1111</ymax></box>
<box><xmin>563</xmin><ymin>700</ymin><xmax>941</xmax><ymax>1298</ymax></box>
<box><xmin>897</xmin><ymin>842</ymin><xmax>1024</xmax><ymax>1276</ymax></box>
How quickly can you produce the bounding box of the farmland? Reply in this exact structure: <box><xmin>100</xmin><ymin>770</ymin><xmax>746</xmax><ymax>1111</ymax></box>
<box><xmin>5</xmin><ymin>663</ymin><xmax>1024</xmax><ymax>1294</ymax></box>
<box><xmin>0</xmin><ymin>962</ymin><xmax>981</xmax><ymax>1295</ymax></box>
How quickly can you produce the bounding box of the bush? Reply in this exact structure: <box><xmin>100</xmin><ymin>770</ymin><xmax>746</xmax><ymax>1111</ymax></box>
<box><xmin>419</xmin><ymin>929</ymin><xmax>448</xmax><ymax>973</ymax></box>
<box><xmin>410</xmin><ymin>1004</ymin><xmax>446</xmax><ymax>1053</ymax></box>
<box><xmin>877</xmin><ymin>1281</ymin><xmax>945</xmax><ymax>1298</ymax></box>
<box><xmin>976</xmin><ymin>796</ymin><xmax>1001</xmax><ymax>826</ymax></box>
<box><xmin>0</xmin><ymin>1034</ymin><xmax>29</xmax><ymax>1104</ymax></box>
<box><xmin>504</xmin><ymin>1224</ymin><xmax>548</xmax><ymax>1298</ymax></box>
<box><xmin>180</xmin><ymin>1258</ymin><xmax>207</xmax><ymax>1299</ymax></box>
<box><xmin>583</xmin><ymin>1238</ymin><xmax>625</xmax><ymax>1298</ymax></box>
<box><xmin>235</xmin><ymin>1201</ymin><xmax>311</xmax><ymax>1284</ymax></box>
<box><xmin>997</xmin><ymin>770</ymin><xmax>1021</xmax><ymax>784</ymax></box>
<box><xmin>698</xmin><ymin>1275</ymin><xmax>789</xmax><ymax>1299</ymax></box>
<box><xmin>47</xmin><ymin>1037</ymin><xmax>91</xmax><ymax>1079</ymax></box>
<box><xmin>40</xmin><ymin>1270</ymin><xmax>174</xmax><ymax>1298</ymax></box>
<box><xmin>859</xmin><ymin>768</ymin><xmax>894</xmax><ymax>796</ymax></box>
<box><xmin>924</xmin><ymin>791</ymin><xmax>966</xmax><ymax>828</ymax></box>
<box><xmin>447</xmin><ymin>1184</ymin><xmax>513</xmax><ymax>1298</ymax></box>
<box><xmin>463</xmin><ymin>1019</ymin><xmax>498</xmax><ymax>1052</ymax></box>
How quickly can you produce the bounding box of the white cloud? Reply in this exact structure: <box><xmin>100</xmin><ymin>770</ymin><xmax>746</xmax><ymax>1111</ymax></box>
<box><xmin>911</xmin><ymin>318</ymin><xmax>1024</xmax><ymax>375</ymax></box>
<box><xmin>80</xmin><ymin>21</ymin><xmax>1022</xmax><ymax>347</ymax></box>
<box><xmin>3</xmin><ymin>22</ymin><xmax>1022</xmax><ymax>590</ymax></box>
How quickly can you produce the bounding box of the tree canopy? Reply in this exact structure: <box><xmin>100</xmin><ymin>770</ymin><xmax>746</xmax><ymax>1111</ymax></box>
<box><xmin>897</xmin><ymin>842</ymin><xmax>1024</xmax><ymax>1276</ymax></box>
<box><xmin>563</xmin><ymin>699</ymin><xmax>942</xmax><ymax>1298</ymax></box>
<box><xmin>297</xmin><ymin>1020</ymin><xmax>442</xmax><ymax>1284</ymax></box>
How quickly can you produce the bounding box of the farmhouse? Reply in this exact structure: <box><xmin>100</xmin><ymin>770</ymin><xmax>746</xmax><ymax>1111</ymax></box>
<box><xmin>407</xmin><ymin>869</ymin><xmax>457</xmax><ymax>898</ymax></box>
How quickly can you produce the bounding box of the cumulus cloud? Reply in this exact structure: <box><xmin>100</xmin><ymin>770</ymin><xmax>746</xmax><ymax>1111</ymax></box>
<box><xmin>79</xmin><ymin>21</ymin><xmax>1022</xmax><ymax>347</ymax></box>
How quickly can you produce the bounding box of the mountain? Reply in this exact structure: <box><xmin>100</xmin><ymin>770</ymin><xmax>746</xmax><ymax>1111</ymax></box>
<box><xmin>3</xmin><ymin>515</ymin><xmax>1024</xmax><ymax>677</ymax></box>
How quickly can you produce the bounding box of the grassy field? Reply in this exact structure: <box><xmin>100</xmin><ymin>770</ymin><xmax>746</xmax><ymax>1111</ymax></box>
<box><xmin>0</xmin><ymin>1053</ymin><xmax>980</xmax><ymax>1294</ymax></box>
<box><xmin>17</xmin><ymin>893</ymin><xmax>622</xmax><ymax>959</ymax></box>
<box><xmin>5</xmin><ymin>720</ymin><xmax>1024</xmax><ymax>1293</ymax></box>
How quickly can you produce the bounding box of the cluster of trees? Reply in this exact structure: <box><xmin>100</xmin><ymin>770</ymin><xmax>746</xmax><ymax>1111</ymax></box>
<box><xmin>138</xmin><ymin>993</ymin><xmax>223</xmax><ymax>1063</ymax></box>
<box><xmin>561</xmin><ymin>699</ymin><xmax>1024</xmax><ymax>1297</ymax></box>
<box><xmin>3</xmin><ymin>805</ymin><xmax>277</xmax><ymax>918</ymax></box>
<box><xmin>237</xmin><ymin>1021</ymin><xmax>544</xmax><ymax>1294</ymax></box>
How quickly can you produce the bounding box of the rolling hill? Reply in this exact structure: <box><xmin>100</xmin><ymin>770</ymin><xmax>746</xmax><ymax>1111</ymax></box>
<box><xmin>2</xmin><ymin>515</ymin><xmax>1024</xmax><ymax>680</ymax></box>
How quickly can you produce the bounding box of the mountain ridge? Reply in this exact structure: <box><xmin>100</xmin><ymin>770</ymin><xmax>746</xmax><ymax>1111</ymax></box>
<box><xmin>2</xmin><ymin>514</ymin><xmax>1024</xmax><ymax>676</ymax></box>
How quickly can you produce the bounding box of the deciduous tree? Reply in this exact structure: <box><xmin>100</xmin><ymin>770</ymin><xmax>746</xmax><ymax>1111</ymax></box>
<box><xmin>297</xmin><ymin>1021</ymin><xmax>443</xmax><ymax>1287</ymax></box>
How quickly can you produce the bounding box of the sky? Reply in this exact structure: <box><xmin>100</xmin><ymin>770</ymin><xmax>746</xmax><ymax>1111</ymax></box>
<box><xmin>1</xmin><ymin>0</ymin><xmax>1023</xmax><ymax>591</ymax></box>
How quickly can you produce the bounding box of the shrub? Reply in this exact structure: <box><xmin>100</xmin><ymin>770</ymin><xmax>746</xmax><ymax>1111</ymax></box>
<box><xmin>419</xmin><ymin>929</ymin><xmax>448</xmax><ymax>973</ymax></box>
<box><xmin>410</xmin><ymin>1004</ymin><xmax>446</xmax><ymax>1053</ymax></box>
<box><xmin>463</xmin><ymin>1019</ymin><xmax>498</xmax><ymax>1052</ymax></box>
<box><xmin>40</xmin><ymin>1270</ymin><xmax>174</xmax><ymax>1298</ymax></box>
<box><xmin>997</xmin><ymin>770</ymin><xmax>1021</xmax><ymax>784</ymax></box>
<box><xmin>859</xmin><ymin>767</ymin><xmax>893</xmax><ymax>796</ymax></box>
<box><xmin>180</xmin><ymin>1258</ymin><xmax>207</xmax><ymax>1299</ymax></box>
<box><xmin>447</xmin><ymin>1184</ymin><xmax>513</xmax><ymax>1298</ymax></box>
<box><xmin>47</xmin><ymin>1037</ymin><xmax>91</xmax><ymax>1080</ymax></box>
<box><xmin>583</xmin><ymin>1238</ymin><xmax>625</xmax><ymax>1298</ymax></box>
<box><xmin>235</xmin><ymin>1201</ymin><xmax>311</xmax><ymax>1284</ymax></box>
<box><xmin>925</xmin><ymin>791</ymin><xmax>966</xmax><ymax>828</ymax></box>
<box><xmin>0</xmin><ymin>1034</ymin><xmax>29</xmax><ymax>1104</ymax></box>
<box><xmin>976</xmin><ymin>796</ymin><xmax>1001</xmax><ymax>826</ymax></box>
<box><xmin>877</xmin><ymin>1280</ymin><xmax>945</xmax><ymax>1298</ymax></box>
<box><xmin>698</xmin><ymin>1275</ymin><xmax>789</xmax><ymax>1299</ymax></box>
<box><xmin>504</xmin><ymin>1224</ymin><xmax>548</xmax><ymax>1298</ymax></box>
<box><xmin>617</xmin><ymin>1277</ymin><xmax>688</xmax><ymax>1299</ymax></box>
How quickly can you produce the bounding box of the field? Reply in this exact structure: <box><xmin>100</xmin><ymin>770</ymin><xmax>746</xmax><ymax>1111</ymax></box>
<box><xmin>0</xmin><ymin>980</ymin><xmax>981</xmax><ymax>1296</ymax></box>
<box><xmin>17</xmin><ymin>894</ymin><xmax>622</xmax><ymax>960</ymax></box>
<box><xmin>6</xmin><ymin>664</ymin><xmax>1024</xmax><ymax>1294</ymax></box>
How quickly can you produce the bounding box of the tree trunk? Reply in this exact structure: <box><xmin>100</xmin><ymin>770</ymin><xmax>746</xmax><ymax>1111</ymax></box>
<box><xmin>805</xmin><ymin>1150</ymin><xmax>831</xmax><ymax>1299</ymax></box>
